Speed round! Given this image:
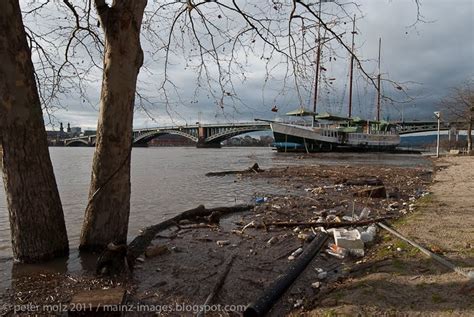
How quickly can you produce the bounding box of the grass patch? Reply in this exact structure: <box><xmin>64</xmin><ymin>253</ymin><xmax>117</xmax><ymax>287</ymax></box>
<box><xmin>416</xmin><ymin>194</ymin><xmax>433</xmax><ymax>206</ymax></box>
<box><xmin>374</xmin><ymin>246</ymin><xmax>393</xmax><ymax>259</ymax></box>
<box><xmin>391</xmin><ymin>259</ymin><xmax>406</xmax><ymax>271</ymax></box>
<box><xmin>323</xmin><ymin>310</ymin><xmax>337</xmax><ymax>317</ymax></box>
<box><xmin>393</xmin><ymin>240</ymin><xmax>420</xmax><ymax>257</ymax></box>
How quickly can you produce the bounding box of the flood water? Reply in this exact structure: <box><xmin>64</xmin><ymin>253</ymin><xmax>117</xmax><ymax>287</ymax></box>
<box><xmin>0</xmin><ymin>147</ymin><xmax>430</xmax><ymax>288</ymax></box>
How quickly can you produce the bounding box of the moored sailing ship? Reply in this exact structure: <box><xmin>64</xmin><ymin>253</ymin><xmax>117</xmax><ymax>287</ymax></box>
<box><xmin>267</xmin><ymin>16</ymin><xmax>400</xmax><ymax>153</ymax></box>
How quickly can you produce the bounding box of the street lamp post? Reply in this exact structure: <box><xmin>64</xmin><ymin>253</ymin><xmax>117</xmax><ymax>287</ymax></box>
<box><xmin>434</xmin><ymin>111</ymin><xmax>441</xmax><ymax>157</ymax></box>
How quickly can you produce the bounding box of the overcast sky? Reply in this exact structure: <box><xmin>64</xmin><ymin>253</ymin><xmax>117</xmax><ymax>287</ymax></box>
<box><xmin>31</xmin><ymin>0</ymin><xmax>474</xmax><ymax>130</ymax></box>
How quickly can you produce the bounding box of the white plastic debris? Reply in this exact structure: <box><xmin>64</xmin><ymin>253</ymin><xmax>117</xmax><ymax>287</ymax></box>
<box><xmin>359</xmin><ymin>225</ymin><xmax>377</xmax><ymax>243</ymax></box>
<box><xmin>333</xmin><ymin>229</ymin><xmax>364</xmax><ymax>250</ymax></box>
<box><xmin>317</xmin><ymin>271</ymin><xmax>327</xmax><ymax>280</ymax></box>
<box><xmin>288</xmin><ymin>247</ymin><xmax>303</xmax><ymax>260</ymax></box>
<box><xmin>358</xmin><ymin>207</ymin><xmax>371</xmax><ymax>220</ymax></box>
<box><xmin>326</xmin><ymin>243</ymin><xmax>347</xmax><ymax>259</ymax></box>
<box><xmin>311</xmin><ymin>281</ymin><xmax>321</xmax><ymax>289</ymax></box>
<box><xmin>297</xmin><ymin>232</ymin><xmax>309</xmax><ymax>241</ymax></box>
<box><xmin>293</xmin><ymin>299</ymin><xmax>303</xmax><ymax>308</ymax></box>
<box><xmin>216</xmin><ymin>240</ymin><xmax>230</xmax><ymax>246</ymax></box>
<box><xmin>267</xmin><ymin>236</ymin><xmax>278</xmax><ymax>245</ymax></box>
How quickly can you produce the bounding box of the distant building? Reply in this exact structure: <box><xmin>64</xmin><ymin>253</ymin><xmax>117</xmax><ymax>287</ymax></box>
<box><xmin>70</xmin><ymin>127</ymin><xmax>81</xmax><ymax>134</ymax></box>
<box><xmin>46</xmin><ymin>122</ymin><xmax>82</xmax><ymax>145</ymax></box>
<box><xmin>83</xmin><ymin>130</ymin><xmax>96</xmax><ymax>136</ymax></box>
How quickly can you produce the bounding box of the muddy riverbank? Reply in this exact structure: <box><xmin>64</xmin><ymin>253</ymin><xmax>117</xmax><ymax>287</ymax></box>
<box><xmin>299</xmin><ymin>156</ymin><xmax>474</xmax><ymax>316</ymax></box>
<box><xmin>1</xmin><ymin>157</ymin><xmax>436</xmax><ymax>316</ymax></box>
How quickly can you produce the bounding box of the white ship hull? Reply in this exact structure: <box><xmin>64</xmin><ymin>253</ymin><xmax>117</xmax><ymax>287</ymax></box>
<box><xmin>271</xmin><ymin>122</ymin><xmax>400</xmax><ymax>152</ymax></box>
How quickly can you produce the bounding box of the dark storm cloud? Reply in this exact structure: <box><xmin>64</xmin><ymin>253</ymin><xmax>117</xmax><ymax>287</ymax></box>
<box><xmin>41</xmin><ymin>0</ymin><xmax>474</xmax><ymax>129</ymax></box>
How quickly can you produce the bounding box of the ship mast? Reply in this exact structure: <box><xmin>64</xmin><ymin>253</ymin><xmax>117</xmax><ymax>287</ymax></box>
<box><xmin>348</xmin><ymin>14</ymin><xmax>356</xmax><ymax>118</ymax></box>
<box><xmin>312</xmin><ymin>1</ymin><xmax>323</xmax><ymax>126</ymax></box>
<box><xmin>376</xmin><ymin>37</ymin><xmax>382</xmax><ymax>121</ymax></box>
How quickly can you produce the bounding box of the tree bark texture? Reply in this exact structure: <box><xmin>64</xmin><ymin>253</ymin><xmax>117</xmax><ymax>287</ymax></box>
<box><xmin>0</xmin><ymin>0</ymin><xmax>68</xmax><ymax>262</ymax></box>
<box><xmin>80</xmin><ymin>0</ymin><xmax>147</xmax><ymax>250</ymax></box>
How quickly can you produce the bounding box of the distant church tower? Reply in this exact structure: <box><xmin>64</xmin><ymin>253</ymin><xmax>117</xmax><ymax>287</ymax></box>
<box><xmin>60</xmin><ymin>122</ymin><xmax>64</xmax><ymax>133</ymax></box>
<box><xmin>67</xmin><ymin>122</ymin><xmax>71</xmax><ymax>133</ymax></box>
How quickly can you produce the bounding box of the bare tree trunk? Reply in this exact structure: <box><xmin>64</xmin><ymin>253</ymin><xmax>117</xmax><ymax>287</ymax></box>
<box><xmin>80</xmin><ymin>0</ymin><xmax>147</xmax><ymax>251</ymax></box>
<box><xmin>0</xmin><ymin>0</ymin><xmax>68</xmax><ymax>262</ymax></box>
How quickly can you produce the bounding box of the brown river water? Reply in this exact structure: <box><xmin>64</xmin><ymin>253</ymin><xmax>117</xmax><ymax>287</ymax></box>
<box><xmin>0</xmin><ymin>147</ymin><xmax>430</xmax><ymax>289</ymax></box>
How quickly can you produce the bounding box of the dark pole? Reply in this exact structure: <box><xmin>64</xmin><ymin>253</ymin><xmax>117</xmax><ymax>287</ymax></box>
<box><xmin>244</xmin><ymin>233</ymin><xmax>328</xmax><ymax>317</ymax></box>
<box><xmin>312</xmin><ymin>1</ymin><xmax>323</xmax><ymax>126</ymax></box>
<box><xmin>376</xmin><ymin>37</ymin><xmax>381</xmax><ymax>121</ymax></box>
<box><xmin>348</xmin><ymin>14</ymin><xmax>356</xmax><ymax>118</ymax></box>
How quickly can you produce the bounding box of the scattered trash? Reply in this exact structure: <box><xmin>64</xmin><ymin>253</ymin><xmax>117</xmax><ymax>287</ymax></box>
<box><xmin>267</xmin><ymin>236</ymin><xmax>278</xmax><ymax>245</ymax></box>
<box><xmin>256</xmin><ymin>197</ymin><xmax>268</xmax><ymax>204</ymax></box>
<box><xmin>216</xmin><ymin>240</ymin><xmax>230</xmax><ymax>247</ymax></box>
<box><xmin>288</xmin><ymin>247</ymin><xmax>303</xmax><ymax>260</ymax></box>
<box><xmin>136</xmin><ymin>257</ymin><xmax>145</xmax><ymax>263</ymax></box>
<box><xmin>317</xmin><ymin>271</ymin><xmax>327</xmax><ymax>280</ymax></box>
<box><xmin>342</xmin><ymin>216</ymin><xmax>355</xmax><ymax>222</ymax></box>
<box><xmin>359</xmin><ymin>225</ymin><xmax>377</xmax><ymax>243</ymax></box>
<box><xmin>326</xmin><ymin>243</ymin><xmax>347</xmax><ymax>259</ymax></box>
<box><xmin>293</xmin><ymin>299</ymin><xmax>303</xmax><ymax>308</ymax></box>
<box><xmin>358</xmin><ymin>207</ymin><xmax>371</xmax><ymax>220</ymax></box>
<box><xmin>396</xmin><ymin>247</ymin><xmax>403</xmax><ymax>252</ymax></box>
<box><xmin>311</xmin><ymin>281</ymin><xmax>321</xmax><ymax>289</ymax></box>
<box><xmin>297</xmin><ymin>232</ymin><xmax>309</xmax><ymax>241</ymax></box>
<box><xmin>333</xmin><ymin>229</ymin><xmax>364</xmax><ymax>250</ymax></box>
<box><xmin>388</xmin><ymin>202</ymin><xmax>399</xmax><ymax>210</ymax></box>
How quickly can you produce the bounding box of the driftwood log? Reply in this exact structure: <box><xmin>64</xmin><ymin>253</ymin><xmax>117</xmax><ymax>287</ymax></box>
<box><xmin>205</xmin><ymin>163</ymin><xmax>264</xmax><ymax>176</ymax></box>
<box><xmin>343</xmin><ymin>178</ymin><xmax>384</xmax><ymax>186</ymax></box>
<box><xmin>96</xmin><ymin>204</ymin><xmax>253</xmax><ymax>275</ymax></box>
<box><xmin>264</xmin><ymin>216</ymin><xmax>393</xmax><ymax>229</ymax></box>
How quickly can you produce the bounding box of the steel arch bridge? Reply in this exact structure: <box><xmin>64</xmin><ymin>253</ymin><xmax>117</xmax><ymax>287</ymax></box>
<box><xmin>64</xmin><ymin>122</ymin><xmax>271</xmax><ymax>147</ymax></box>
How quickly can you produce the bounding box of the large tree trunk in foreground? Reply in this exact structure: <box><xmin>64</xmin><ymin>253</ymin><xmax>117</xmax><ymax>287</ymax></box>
<box><xmin>80</xmin><ymin>0</ymin><xmax>147</xmax><ymax>251</ymax></box>
<box><xmin>0</xmin><ymin>0</ymin><xmax>68</xmax><ymax>262</ymax></box>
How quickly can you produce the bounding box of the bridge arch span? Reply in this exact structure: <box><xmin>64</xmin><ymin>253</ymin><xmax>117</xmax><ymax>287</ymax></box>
<box><xmin>205</xmin><ymin>126</ymin><xmax>271</xmax><ymax>144</ymax></box>
<box><xmin>133</xmin><ymin>129</ymin><xmax>199</xmax><ymax>145</ymax></box>
<box><xmin>65</xmin><ymin>139</ymin><xmax>90</xmax><ymax>147</ymax></box>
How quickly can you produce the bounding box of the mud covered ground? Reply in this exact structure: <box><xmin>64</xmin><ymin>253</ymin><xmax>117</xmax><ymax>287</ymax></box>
<box><xmin>0</xmin><ymin>162</ymin><xmax>433</xmax><ymax>316</ymax></box>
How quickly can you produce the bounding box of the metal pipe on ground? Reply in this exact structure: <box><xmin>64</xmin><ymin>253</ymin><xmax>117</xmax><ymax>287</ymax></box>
<box><xmin>244</xmin><ymin>233</ymin><xmax>329</xmax><ymax>317</ymax></box>
<box><xmin>377</xmin><ymin>222</ymin><xmax>473</xmax><ymax>280</ymax></box>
